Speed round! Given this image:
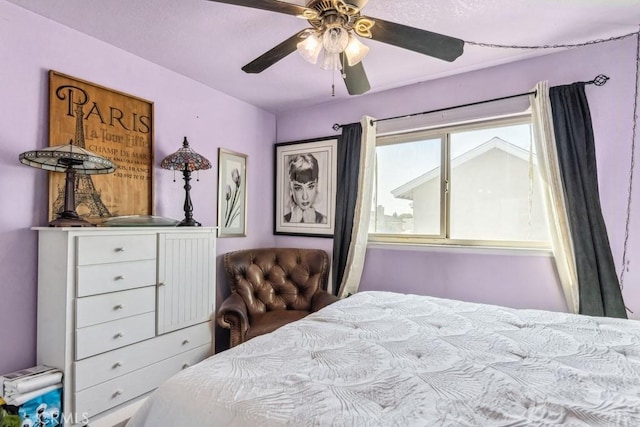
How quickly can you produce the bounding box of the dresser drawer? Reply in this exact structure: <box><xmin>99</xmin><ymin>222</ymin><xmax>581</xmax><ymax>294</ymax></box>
<box><xmin>76</xmin><ymin>287</ymin><xmax>156</xmax><ymax>328</ymax></box>
<box><xmin>77</xmin><ymin>234</ymin><xmax>156</xmax><ymax>266</ymax></box>
<box><xmin>75</xmin><ymin>312</ymin><xmax>155</xmax><ymax>360</ymax></box>
<box><xmin>75</xmin><ymin>344</ymin><xmax>211</xmax><ymax>420</ymax></box>
<box><xmin>76</xmin><ymin>259</ymin><xmax>156</xmax><ymax>297</ymax></box>
<box><xmin>74</xmin><ymin>321</ymin><xmax>212</xmax><ymax>391</ymax></box>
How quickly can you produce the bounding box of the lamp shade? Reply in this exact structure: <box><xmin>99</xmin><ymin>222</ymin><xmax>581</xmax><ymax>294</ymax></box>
<box><xmin>19</xmin><ymin>142</ymin><xmax>116</xmax><ymax>174</ymax></box>
<box><xmin>344</xmin><ymin>34</ymin><xmax>370</xmax><ymax>66</ymax></box>
<box><xmin>160</xmin><ymin>137</ymin><xmax>211</xmax><ymax>172</ymax></box>
<box><xmin>297</xmin><ymin>32</ymin><xmax>323</xmax><ymax>65</ymax></box>
<box><xmin>18</xmin><ymin>141</ymin><xmax>116</xmax><ymax>227</ymax></box>
<box><xmin>160</xmin><ymin>137</ymin><xmax>210</xmax><ymax>227</ymax></box>
<box><xmin>297</xmin><ymin>26</ymin><xmax>370</xmax><ymax>72</ymax></box>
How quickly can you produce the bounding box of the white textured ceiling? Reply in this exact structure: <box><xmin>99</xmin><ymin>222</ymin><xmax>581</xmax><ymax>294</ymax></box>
<box><xmin>6</xmin><ymin>0</ymin><xmax>640</xmax><ymax>113</ymax></box>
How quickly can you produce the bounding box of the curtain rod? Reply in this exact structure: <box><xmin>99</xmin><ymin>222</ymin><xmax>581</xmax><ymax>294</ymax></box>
<box><xmin>332</xmin><ymin>74</ymin><xmax>609</xmax><ymax>131</ymax></box>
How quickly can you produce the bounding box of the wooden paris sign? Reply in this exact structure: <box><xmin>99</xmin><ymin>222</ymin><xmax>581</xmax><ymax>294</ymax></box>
<box><xmin>48</xmin><ymin>71</ymin><xmax>154</xmax><ymax>224</ymax></box>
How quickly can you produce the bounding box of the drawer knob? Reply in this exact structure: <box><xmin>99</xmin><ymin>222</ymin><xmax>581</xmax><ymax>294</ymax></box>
<box><xmin>115</xmin><ymin>275</ymin><xmax>125</xmax><ymax>281</ymax></box>
<box><xmin>114</xmin><ymin>247</ymin><xmax>126</xmax><ymax>253</ymax></box>
<box><xmin>112</xmin><ymin>361</ymin><xmax>123</xmax><ymax>369</ymax></box>
<box><xmin>182</xmin><ymin>339</ymin><xmax>190</xmax><ymax>346</ymax></box>
<box><xmin>112</xmin><ymin>389</ymin><xmax>123</xmax><ymax>398</ymax></box>
<box><xmin>182</xmin><ymin>363</ymin><xmax>190</xmax><ymax>369</ymax></box>
<box><xmin>113</xmin><ymin>304</ymin><xmax>124</xmax><ymax>310</ymax></box>
<box><xmin>114</xmin><ymin>332</ymin><xmax>124</xmax><ymax>339</ymax></box>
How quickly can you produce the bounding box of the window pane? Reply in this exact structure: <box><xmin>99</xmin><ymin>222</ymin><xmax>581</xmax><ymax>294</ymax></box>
<box><xmin>371</xmin><ymin>137</ymin><xmax>442</xmax><ymax>235</ymax></box>
<box><xmin>449</xmin><ymin>123</ymin><xmax>549</xmax><ymax>242</ymax></box>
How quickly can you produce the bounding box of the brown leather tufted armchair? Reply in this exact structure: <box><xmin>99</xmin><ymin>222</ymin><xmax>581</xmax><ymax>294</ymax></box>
<box><xmin>217</xmin><ymin>248</ymin><xmax>339</xmax><ymax>348</ymax></box>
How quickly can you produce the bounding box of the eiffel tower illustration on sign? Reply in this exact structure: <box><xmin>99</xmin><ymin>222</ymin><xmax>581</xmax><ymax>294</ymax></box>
<box><xmin>52</xmin><ymin>104</ymin><xmax>112</xmax><ymax>220</ymax></box>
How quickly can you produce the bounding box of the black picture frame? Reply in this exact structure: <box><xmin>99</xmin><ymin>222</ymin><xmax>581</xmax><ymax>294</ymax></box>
<box><xmin>217</xmin><ymin>148</ymin><xmax>248</xmax><ymax>238</ymax></box>
<box><xmin>274</xmin><ymin>136</ymin><xmax>338</xmax><ymax>237</ymax></box>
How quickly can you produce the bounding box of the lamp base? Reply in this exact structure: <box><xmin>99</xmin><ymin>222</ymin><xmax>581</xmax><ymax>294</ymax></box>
<box><xmin>49</xmin><ymin>211</ymin><xmax>95</xmax><ymax>227</ymax></box>
<box><xmin>177</xmin><ymin>218</ymin><xmax>201</xmax><ymax>227</ymax></box>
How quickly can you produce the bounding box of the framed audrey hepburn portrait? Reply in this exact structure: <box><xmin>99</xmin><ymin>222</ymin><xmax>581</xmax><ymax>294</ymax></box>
<box><xmin>274</xmin><ymin>136</ymin><xmax>337</xmax><ymax>237</ymax></box>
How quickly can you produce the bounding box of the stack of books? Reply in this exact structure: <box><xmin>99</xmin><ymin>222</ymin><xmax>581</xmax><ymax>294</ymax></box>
<box><xmin>1</xmin><ymin>365</ymin><xmax>62</xmax><ymax>406</ymax></box>
<box><xmin>0</xmin><ymin>365</ymin><xmax>63</xmax><ymax>426</ymax></box>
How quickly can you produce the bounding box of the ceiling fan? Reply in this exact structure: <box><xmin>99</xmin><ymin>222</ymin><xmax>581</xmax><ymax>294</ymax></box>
<box><xmin>206</xmin><ymin>0</ymin><xmax>464</xmax><ymax>95</ymax></box>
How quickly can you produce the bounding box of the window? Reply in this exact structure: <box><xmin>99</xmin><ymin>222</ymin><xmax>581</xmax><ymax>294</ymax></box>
<box><xmin>370</xmin><ymin>115</ymin><xmax>550</xmax><ymax>248</ymax></box>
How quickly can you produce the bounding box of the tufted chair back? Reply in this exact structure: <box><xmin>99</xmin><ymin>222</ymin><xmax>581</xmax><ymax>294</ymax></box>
<box><xmin>225</xmin><ymin>247</ymin><xmax>328</xmax><ymax>315</ymax></box>
<box><xmin>218</xmin><ymin>248</ymin><xmax>339</xmax><ymax>347</ymax></box>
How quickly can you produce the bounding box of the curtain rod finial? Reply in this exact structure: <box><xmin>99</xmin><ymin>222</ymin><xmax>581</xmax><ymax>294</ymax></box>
<box><xmin>332</xmin><ymin>123</ymin><xmax>342</xmax><ymax>132</ymax></box>
<box><xmin>590</xmin><ymin>74</ymin><xmax>610</xmax><ymax>86</ymax></box>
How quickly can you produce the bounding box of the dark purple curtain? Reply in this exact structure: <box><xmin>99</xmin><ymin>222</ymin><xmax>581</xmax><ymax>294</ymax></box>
<box><xmin>550</xmin><ymin>83</ymin><xmax>627</xmax><ymax>318</ymax></box>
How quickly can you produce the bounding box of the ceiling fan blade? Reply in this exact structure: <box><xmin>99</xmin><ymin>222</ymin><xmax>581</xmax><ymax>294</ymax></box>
<box><xmin>341</xmin><ymin>58</ymin><xmax>371</xmax><ymax>95</ymax></box>
<box><xmin>205</xmin><ymin>0</ymin><xmax>310</xmax><ymax>16</ymax></box>
<box><xmin>242</xmin><ymin>31</ymin><xmax>307</xmax><ymax>74</ymax></box>
<box><xmin>367</xmin><ymin>17</ymin><xmax>464</xmax><ymax>62</ymax></box>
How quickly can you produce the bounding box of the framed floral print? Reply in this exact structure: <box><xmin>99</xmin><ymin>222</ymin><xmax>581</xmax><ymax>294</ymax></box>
<box><xmin>217</xmin><ymin>148</ymin><xmax>247</xmax><ymax>237</ymax></box>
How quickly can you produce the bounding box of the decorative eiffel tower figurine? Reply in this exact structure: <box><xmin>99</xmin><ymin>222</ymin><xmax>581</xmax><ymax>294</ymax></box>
<box><xmin>52</xmin><ymin>103</ymin><xmax>113</xmax><ymax>222</ymax></box>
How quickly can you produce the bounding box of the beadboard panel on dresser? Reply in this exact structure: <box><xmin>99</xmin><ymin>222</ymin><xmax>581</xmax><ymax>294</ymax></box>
<box><xmin>157</xmin><ymin>232</ymin><xmax>216</xmax><ymax>334</ymax></box>
<box><xmin>34</xmin><ymin>227</ymin><xmax>216</xmax><ymax>427</ymax></box>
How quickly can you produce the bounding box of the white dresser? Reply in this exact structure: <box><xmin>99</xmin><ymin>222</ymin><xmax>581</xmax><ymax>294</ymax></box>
<box><xmin>34</xmin><ymin>227</ymin><xmax>216</xmax><ymax>426</ymax></box>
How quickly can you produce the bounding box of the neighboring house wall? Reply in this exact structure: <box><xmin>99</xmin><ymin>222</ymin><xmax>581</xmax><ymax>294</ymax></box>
<box><xmin>409</xmin><ymin>148</ymin><xmax>540</xmax><ymax>237</ymax></box>
<box><xmin>411</xmin><ymin>176</ymin><xmax>440</xmax><ymax>235</ymax></box>
<box><xmin>447</xmin><ymin>148</ymin><xmax>547</xmax><ymax>241</ymax></box>
<box><xmin>394</xmin><ymin>140</ymin><xmax>547</xmax><ymax>240</ymax></box>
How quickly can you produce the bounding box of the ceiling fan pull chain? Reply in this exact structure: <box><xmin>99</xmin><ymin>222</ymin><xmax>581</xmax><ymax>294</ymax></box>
<box><xmin>332</xmin><ymin>69</ymin><xmax>336</xmax><ymax>97</ymax></box>
<box><xmin>341</xmin><ymin>51</ymin><xmax>347</xmax><ymax>79</ymax></box>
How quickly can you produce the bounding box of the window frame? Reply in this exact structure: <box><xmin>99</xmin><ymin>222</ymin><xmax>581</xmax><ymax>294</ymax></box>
<box><xmin>369</xmin><ymin>114</ymin><xmax>550</xmax><ymax>249</ymax></box>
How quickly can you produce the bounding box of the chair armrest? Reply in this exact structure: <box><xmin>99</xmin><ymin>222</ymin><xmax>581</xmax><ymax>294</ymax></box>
<box><xmin>311</xmin><ymin>290</ymin><xmax>340</xmax><ymax>313</ymax></box>
<box><xmin>217</xmin><ymin>293</ymin><xmax>250</xmax><ymax>347</ymax></box>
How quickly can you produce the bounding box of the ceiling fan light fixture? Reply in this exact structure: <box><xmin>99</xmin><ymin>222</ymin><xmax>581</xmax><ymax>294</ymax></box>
<box><xmin>344</xmin><ymin>34</ymin><xmax>369</xmax><ymax>66</ymax></box>
<box><xmin>353</xmin><ymin>17</ymin><xmax>375</xmax><ymax>38</ymax></box>
<box><xmin>320</xmin><ymin>51</ymin><xmax>342</xmax><ymax>71</ymax></box>
<box><xmin>211</xmin><ymin>0</ymin><xmax>465</xmax><ymax>97</ymax></box>
<box><xmin>297</xmin><ymin>32</ymin><xmax>323</xmax><ymax>64</ymax></box>
<box><xmin>332</xmin><ymin>0</ymin><xmax>360</xmax><ymax>16</ymax></box>
<box><xmin>322</xmin><ymin>26</ymin><xmax>349</xmax><ymax>54</ymax></box>
<box><xmin>318</xmin><ymin>25</ymin><xmax>350</xmax><ymax>70</ymax></box>
<box><xmin>298</xmin><ymin>9</ymin><xmax>320</xmax><ymax>20</ymax></box>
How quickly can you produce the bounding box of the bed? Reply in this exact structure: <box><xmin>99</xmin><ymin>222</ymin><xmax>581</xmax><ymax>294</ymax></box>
<box><xmin>126</xmin><ymin>291</ymin><xmax>640</xmax><ymax>426</ymax></box>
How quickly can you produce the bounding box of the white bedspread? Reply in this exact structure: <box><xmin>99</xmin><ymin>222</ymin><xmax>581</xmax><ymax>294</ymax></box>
<box><xmin>127</xmin><ymin>291</ymin><xmax>640</xmax><ymax>426</ymax></box>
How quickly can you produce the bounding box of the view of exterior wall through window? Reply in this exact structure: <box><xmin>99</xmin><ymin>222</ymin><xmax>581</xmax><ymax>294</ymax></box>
<box><xmin>370</xmin><ymin>116</ymin><xmax>550</xmax><ymax>248</ymax></box>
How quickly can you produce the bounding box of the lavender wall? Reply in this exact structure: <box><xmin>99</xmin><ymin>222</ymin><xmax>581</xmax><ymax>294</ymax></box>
<box><xmin>276</xmin><ymin>36</ymin><xmax>640</xmax><ymax>319</ymax></box>
<box><xmin>0</xmin><ymin>1</ymin><xmax>276</xmax><ymax>374</ymax></box>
